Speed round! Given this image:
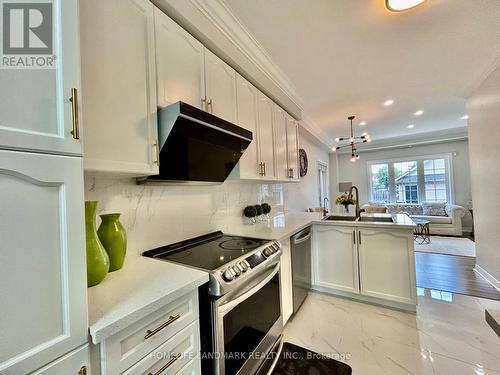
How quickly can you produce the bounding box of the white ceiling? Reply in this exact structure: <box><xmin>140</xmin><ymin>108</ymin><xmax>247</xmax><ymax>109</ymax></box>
<box><xmin>223</xmin><ymin>0</ymin><xmax>500</xmax><ymax>147</ymax></box>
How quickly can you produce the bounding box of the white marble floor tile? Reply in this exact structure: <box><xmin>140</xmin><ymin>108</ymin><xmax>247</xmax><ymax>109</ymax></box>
<box><xmin>283</xmin><ymin>290</ymin><xmax>500</xmax><ymax>374</ymax></box>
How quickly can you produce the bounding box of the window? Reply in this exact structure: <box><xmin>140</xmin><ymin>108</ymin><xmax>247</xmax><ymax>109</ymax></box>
<box><xmin>318</xmin><ymin>162</ymin><xmax>328</xmax><ymax>207</ymax></box>
<box><xmin>368</xmin><ymin>154</ymin><xmax>453</xmax><ymax>204</ymax></box>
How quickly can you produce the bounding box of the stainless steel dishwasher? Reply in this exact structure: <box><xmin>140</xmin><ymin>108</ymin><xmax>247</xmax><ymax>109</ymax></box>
<box><xmin>290</xmin><ymin>226</ymin><xmax>312</xmax><ymax>314</ymax></box>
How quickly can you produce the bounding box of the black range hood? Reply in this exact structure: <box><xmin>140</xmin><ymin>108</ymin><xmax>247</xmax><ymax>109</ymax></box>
<box><xmin>145</xmin><ymin>101</ymin><xmax>252</xmax><ymax>183</ymax></box>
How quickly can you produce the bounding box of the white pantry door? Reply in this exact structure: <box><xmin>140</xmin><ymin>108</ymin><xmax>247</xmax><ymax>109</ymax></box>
<box><xmin>0</xmin><ymin>150</ymin><xmax>88</xmax><ymax>374</ymax></box>
<box><xmin>0</xmin><ymin>0</ymin><xmax>82</xmax><ymax>156</ymax></box>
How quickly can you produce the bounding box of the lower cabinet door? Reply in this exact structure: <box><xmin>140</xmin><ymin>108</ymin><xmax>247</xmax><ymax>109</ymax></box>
<box><xmin>312</xmin><ymin>226</ymin><xmax>360</xmax><ymax>294</ymax></box>
<box><xmin>31</xmin><ymin>345</ymin><xmax>89</xmax><ymax>375</ymax></box>
<box><xmin>0</xmin><ymin>150</ymin><xmax>87</xmax><ymax>374</ymax></box>
<box><xmin>357</xmin><ymin>229</ymin><xmax>417</xmax><ymax>305</ymax></box>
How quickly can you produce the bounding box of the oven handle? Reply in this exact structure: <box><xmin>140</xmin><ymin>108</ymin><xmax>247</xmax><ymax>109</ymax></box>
<box><xmin>217</xmin><ymin>262</ymin><xmax>280</xmax><ymax>316</ymax></box>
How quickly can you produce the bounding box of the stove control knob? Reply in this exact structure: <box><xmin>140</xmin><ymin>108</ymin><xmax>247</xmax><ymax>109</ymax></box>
<box><xmin>263</xmin><ymin>248</ymin><xmax>273</xmax><ymax>257</ymax></box>
<box><xmin>239</xmin><ymin>261</ymin><xmax>248</xmax><ymax>272</ymax></box>
<box><xmin>232</xmin><ymin>265</ymin><xmax>241</xmax><ymax>276</ymax></box>
<box><xmin>222</xmin><ymin>268</ymin><xmax>235</xmax><ymax>282</ymax></box>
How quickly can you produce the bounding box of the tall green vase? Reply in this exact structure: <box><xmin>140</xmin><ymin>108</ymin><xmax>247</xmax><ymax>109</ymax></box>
<box><xmin>97</xmin><ymin>213</ymin><xmax>127</xmax><ymax>272</ymax></box>
<box><xmin>85</xmin><ymin>201</ymin><xmax>110</xmax><ymax>287</ymax></box>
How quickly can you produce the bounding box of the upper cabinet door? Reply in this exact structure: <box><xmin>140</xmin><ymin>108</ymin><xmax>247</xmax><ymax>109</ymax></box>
<box><xmin>0</xmin><ymin>0</ymin><xmax>81</xmax><ymax>156</ymax></box>
<box><xmin>0</xmin><ymin>150</ymin><xmax>87</xmax><ymax>374</ymax></box>
<box><xmin>257</xmin><ymin>92</ymin><xmax>276</xmax><ymax>179</ymax></box>
<box><xmin>154</xmin><ymin>8</ymin><xmax>205</xmax><ymax>109</ymax></box>
<box><xmin>273</xmin><ymin>105</ymin><xmax>288</xmax><ymax>181</ymax></box>
<box><xmin>286</xmin><ymin>116</ymin><xmax>300</xmax><ymax>180</ymax></box>
<box><xmin>80</xmin><ymin>0</ymin><xmax>159</xmax><ymax>176</ymax></box>
<box><xmin>204</xmin><ymin>49</ymin><xmax>237</xmax><ymax>123</ymax></box>
<box><xmin>233</xmin><ymin>74</ymin><xmax>260</xmax><ymax>179</ymax></box>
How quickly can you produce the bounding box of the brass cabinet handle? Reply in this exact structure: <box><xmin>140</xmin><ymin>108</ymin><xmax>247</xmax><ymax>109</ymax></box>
<box><xmin>207</xmin><ymin>98</ymin><xmax>213</xmax><ymax>113</ymax></box>
<box><xmin>201</xmin><ymin>97</ymin><xmax>207</xmax><ymax>110</ymax></box>
<box><xmin>263</xmin><ymin>162</ymin><xmax>266</xmax><ymax>176</ymax></box>
<box><xmin>148</xmin><ymin>353</ymin><xmax>181</xmax><ymax>375</ymax></box>
<box><xmin>259</xmin><ymin>162</ymin><xmax>265</xmax><ymax>176</ymax></box>
<box><xmin>78</xmin><ymin>366</ymin><xmax>87</xmax><ymax>375</ymax></box>
<box><xmin>153</xmin><ymin>142</ymin><xmax>160</xmax><ymax>166</ymax></box>
<box><xmin>288</xmin><ymin>168</ymin><xmax>294</xmax><ymax>178</ymax></box>
<box><xmin>144</xmin><ymin>314</ymin><xmax>181</xmax><ymax>340</ymax></box>
<box><xmin>358</xmin><ymin>231</ymin><xmax>362</xmax><ymax>245</ymax></box>
<box><xmin>70</xmin><ymin>88</ymin><xmax>80</xmax><ymax>139</ymax></box>
<box><xmin>353</xmin><ymin>230</ymin><xmax>356</xmax><ymax>245</ymax></box>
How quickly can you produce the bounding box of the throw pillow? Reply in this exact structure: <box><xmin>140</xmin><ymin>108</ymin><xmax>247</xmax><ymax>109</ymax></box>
<box><xmin>422</xmin><ymin>202</ymin><xmax>447</xmax><ymax>216</ymax></box>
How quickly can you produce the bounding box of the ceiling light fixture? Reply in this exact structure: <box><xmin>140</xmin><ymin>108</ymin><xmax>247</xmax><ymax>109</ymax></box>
<box><xmin>335</xmin><ymin>116</ymin><xmax>371</xmax><ymax>162</ymax></box>
<box><xmin>386</xmin><ymin>0</ymin><xmax>425</xmax><ymax>12</ymax></box>
<box><xmin>414</xmin><ymin>110</ymin><xmax>424</xmax><ymax>116</ymax></box>
<box><xmin>407</xmin><ymin>124</ymin><xmax>415</xmax><ymax>129</ymax></box>
<box><xmin>359</xmin><ymin>121</ymin><xmax>367</xmax><ymax>126</ymax></box>
<box><xmin>383</xmin><ymin>99</ymin><xmax>394</xmax><ymax>107</ymax></box>
<box><xmin>461</xmin><ymin>115</ymin><xmax>469</xmax><ymax>120</ymax></box>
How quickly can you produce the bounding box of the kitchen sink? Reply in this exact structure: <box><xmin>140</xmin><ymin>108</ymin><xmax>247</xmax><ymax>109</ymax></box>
<box><xmin>323</xmin><ymin>215</ymin><xmax>358</xmax><ymax>221</ymax></box>
<box><xmin>358</xmin><ymin>216</ymin><xmax>394</xmax><ymax>223</ymax></box>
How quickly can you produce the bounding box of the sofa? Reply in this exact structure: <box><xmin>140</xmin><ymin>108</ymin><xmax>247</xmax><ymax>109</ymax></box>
<box><xmin>361</xmin><ymin>202</ymin><xmax>466</xmax><ymax>236</ymax></box>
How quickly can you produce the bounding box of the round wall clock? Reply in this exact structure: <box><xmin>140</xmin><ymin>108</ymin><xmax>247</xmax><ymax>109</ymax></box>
<box><xmin>299</xmin><ymin>148</ymin><xmax>308</xmax><ymax>177</ymax></box>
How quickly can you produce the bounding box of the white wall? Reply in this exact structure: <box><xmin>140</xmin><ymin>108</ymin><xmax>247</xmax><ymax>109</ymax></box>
<box><xmin>334</xmin><ymin>140</ymin><xmax>472</xmax><ymax>228</ymax></box>
<box><xmin>284</xmin><ymin>126</ymin><xmax>330</xmax><ymax>212</ymax></box>
<box><xmin>85</xmin><ymin>176</ymin><xmax>285</xmax><ymax>256</ymax></box>
<box><xmin>467</xmin><ymin>63</ymin><xmax>500</xmax><ymax>284</ymax></box>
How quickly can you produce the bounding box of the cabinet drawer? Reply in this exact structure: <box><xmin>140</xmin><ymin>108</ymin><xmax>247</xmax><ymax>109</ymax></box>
<box><xmin>122</xmin><ymin>321</ymin><xmax>200</xmax><ymax>375</ymax></box>
<box><xmin>103</xmin><ymin>290</ymin><xmax>198</xmax><ymax>374</ymax></box>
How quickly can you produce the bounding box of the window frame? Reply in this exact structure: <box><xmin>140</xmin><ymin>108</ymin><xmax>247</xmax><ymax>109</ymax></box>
<box><xmin>317</xmin><ymin>161</ymin><xmax>329</xmax><ymax>207</ymax></box>
<box><xmin>367</xmin><ymin>153</ymin><xmax>455</xmax><ymax>204</ymax></box>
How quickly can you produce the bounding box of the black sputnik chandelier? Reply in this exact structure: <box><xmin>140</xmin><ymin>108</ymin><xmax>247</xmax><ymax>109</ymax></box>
<box><xmin>333</xmin><ymin>116</ymin><xmax>371</xmax><ymax>162</ymax></box>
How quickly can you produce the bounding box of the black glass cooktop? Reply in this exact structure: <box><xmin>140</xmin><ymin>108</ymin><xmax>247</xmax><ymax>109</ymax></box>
<box><xmin>143</xmin><ymin>231</ymin><xmax>269</xmax><ymax>271</ymax></box>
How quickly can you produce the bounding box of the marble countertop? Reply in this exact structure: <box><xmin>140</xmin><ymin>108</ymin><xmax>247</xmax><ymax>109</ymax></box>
<box><xmin>225</xmin><ymin>211</ymin><xmax>415</xmax><ymax>241</ymax></box>
<box><xmin>87</xmin><ymin>254</ymin><xmax>208</xmax><ymax>344</ymax></box>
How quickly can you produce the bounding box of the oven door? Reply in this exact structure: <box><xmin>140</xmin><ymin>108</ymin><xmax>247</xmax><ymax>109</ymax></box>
<box><xmin>213</xmin><ymin>260</ymin><xmax>283</xmax><ymax>375</ymax></box>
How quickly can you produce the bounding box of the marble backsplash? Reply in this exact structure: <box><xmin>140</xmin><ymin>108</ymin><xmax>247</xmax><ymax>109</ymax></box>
<box><xmin>84</xmin><ymin>173</ymin><xmax>285</xmax><ymax>255</ymax></box>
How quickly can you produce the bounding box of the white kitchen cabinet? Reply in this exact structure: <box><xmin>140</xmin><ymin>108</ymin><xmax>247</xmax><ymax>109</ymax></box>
<box><xmin>286</xmin><ymin>116</ymin><xmax>300</xmax><ymax>181</ymax></box>
<box><xmin>204</xmin><ymin>49</ymin><xmax>237</xmax><ymax>123</ymax></box>
<box><xmin>31</xmin><ymin>345</ymin><xmax>89</xmax><ymax>375</ymax></box>
<box><xmin>279</xmin><ymin>239</ymin><xmax>294</xmax><ymax>325</ymax></box>
<box><xmin>273</xmin><ymin>105</ymin><xmax>289</xmax><ymax>181</ymax></box>
<box><xmin>312</xmin><ymin>226</ymin><xmax>360</xmax><ymax>294</ymax></box>
<box><xmin>229</xmin><ymin>75</ymin><xmax>261</xmax><ymax>179</ymax></box>
<box><xmin>357</xmin><ymin>228</ymin><xmax>416</xmax><ymax>305</ymax></box>
<box><xmin>154</xmin><ymin>8</ymin><xmax>205</xmax><ymax>109</ymax></box>
<box><xmin>256</xmin><ymin>92</ymin><xmax>276</xmax><ymax>179</ymax></box>
<box><xmin>80</xmin><ymin>0</ymin><xmax>159</xmax><ymax>176</ymax></box>
<box><xmin>0</xmin><ymin>0</ymin><xmax>81</xmax><ymax>156</ymax></box>
<box><xmin>0</xmin><ymin>150</ymin><xmax>88</xmax><ymax>374</ymax></box>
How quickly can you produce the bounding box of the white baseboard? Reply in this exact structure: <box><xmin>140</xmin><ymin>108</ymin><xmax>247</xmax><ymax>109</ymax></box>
<box><xmin>474</xmin><ymin>264</ymin><xmax>500</xmax><ymax>292</ymax></box>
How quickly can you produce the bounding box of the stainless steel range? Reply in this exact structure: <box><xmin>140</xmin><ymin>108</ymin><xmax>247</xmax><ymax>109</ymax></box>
<box><xmin>143</xmin><ymin>231</ymin><xmax>283</xmax><ymax>375</ymax></box>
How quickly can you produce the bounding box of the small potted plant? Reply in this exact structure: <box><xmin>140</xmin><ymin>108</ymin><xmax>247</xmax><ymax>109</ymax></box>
<box><xmin>243</xmin><ymin>205</ymin><xmax>258</xmax><ymax>224</ymax></box>
<box><xmin>335</xmin><ymin>193</ymin><xmax>357</xmax><ymax>214</ymax></box>
<box><xmin>261</xmin><ymin>203</ymin><xmax>271</xmax><ymax>219</ymax></box>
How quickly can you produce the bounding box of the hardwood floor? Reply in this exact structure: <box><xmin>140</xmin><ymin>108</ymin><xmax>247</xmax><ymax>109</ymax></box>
<box><xmin>415</xmin><ymin>252</ymin><xmax>500</xmax><ymax>300</ymax></box>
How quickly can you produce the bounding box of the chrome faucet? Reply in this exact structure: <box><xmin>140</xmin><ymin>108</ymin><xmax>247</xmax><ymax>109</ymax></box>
<box><xmin>347</xmin><ymin>185</ymin><xmax>362</xmax><ymax>218</ymax></box>
<box><xmin>323</xmin><ymin>197</ymin><xmax>329</xmax><ymax>217</ymax></box>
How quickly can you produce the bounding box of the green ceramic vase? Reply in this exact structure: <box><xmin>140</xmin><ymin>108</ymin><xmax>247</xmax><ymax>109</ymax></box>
<box><xmin>85</xmin><ymin>201</ymin><xmax>110</xmax><ymax>287</ymax></box>
<box><xmin>97</xmin><ymin>213</ymin><xmax>127</xmax><ymax>272</ymax></box>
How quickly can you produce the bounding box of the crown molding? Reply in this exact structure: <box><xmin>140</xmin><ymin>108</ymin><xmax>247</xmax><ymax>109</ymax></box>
<box><xmin>189</xmin><ymin>0</ymin><xmax>304</xmax><ymax>111</ymax></box>
<box><xmin>333</xmin><ymin>127</ymin><xmax>469</xmax><ymax>154</ymax></box>
<box><xmin>300</xmin><ymin>113</ymin><xmax>336</xmax><ymax>151</ymax></box>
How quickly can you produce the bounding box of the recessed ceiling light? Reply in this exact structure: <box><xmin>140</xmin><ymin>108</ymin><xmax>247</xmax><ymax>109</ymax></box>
<box><xmin>386</xmin><ymin>0</ymin><xmax>425</xmax><ymax>12</ymax></box>
<box><xmin>414</xmin><ymin>110</ymin><xmax>424</xmax><ymax>116</ymax></box>
<box><xmin>407</xmin><ymin>124</ymin><xmax>415</xmax><ymax>129</ymax></box>
<box><xmin>359</xmin><ymin>121</ymin><xmax>367</xmax><ymax>126</ymax></box>
<box><xmin>461</xmin><ymin>115</ymin><xmax>469</xmax><ymax>120</ymax></box>
<box><xmin>383</xmin><ymin>99</ymin><xmax>394</xmax><ymax>107</ymax></box>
